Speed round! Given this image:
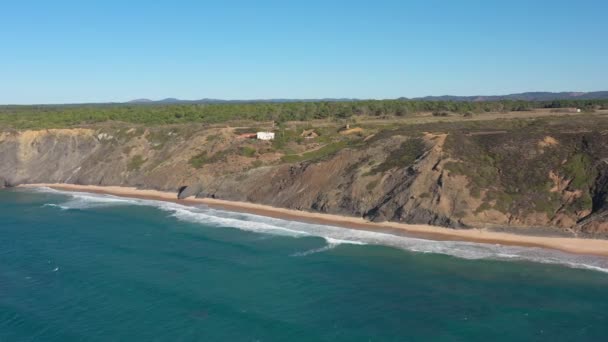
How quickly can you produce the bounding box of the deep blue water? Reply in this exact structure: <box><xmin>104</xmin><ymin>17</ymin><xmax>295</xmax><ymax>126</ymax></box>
<box><xmin>1</xmin><ymin>188</ymin><xmax>608</xmax><ymax>341</ymax></box>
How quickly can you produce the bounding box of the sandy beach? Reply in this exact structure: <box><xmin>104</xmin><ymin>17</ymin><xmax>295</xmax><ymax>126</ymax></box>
<box><xmin>16</xmin><ymin>183</ymin><xmax>608</xmax><ymax>257</ymax></box>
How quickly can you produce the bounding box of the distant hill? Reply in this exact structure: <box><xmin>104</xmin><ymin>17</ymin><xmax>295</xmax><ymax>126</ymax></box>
<box><xmin>127</xmin><ymin>98</ymin><xmax>154</xmax><ymax>103</ymax></box>
<box><xmin>126</xmin><ymin>98</ymin><xmax>362</xmax><ymax>104</ymax></box>
<box><xmin>126</xmin><ymin>92</ymin><xmax>608</xmax><ymax>105</ymax></box>
<box><xmin>411</xmin><ymin>91</ymin><xmax>608</xmax><ymax>102</ymax></box>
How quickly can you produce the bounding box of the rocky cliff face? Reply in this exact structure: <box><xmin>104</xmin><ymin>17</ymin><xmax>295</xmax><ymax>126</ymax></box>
<box><xmin>1</xmin><ymin>120</ymin><xmax>607</xmax><ymax>237</ymax></box>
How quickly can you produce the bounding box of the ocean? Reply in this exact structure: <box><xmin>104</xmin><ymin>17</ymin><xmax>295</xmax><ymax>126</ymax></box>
<box><xmin>1</xmin><ymin>188</ymin><xmax>608</xmax><ymax>341</ymax></box>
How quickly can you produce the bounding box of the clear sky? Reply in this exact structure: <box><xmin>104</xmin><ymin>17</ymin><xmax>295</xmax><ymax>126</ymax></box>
<box><xmin>1</xmin><ymin>0</ymin><xmax>607</xmax><ymax>104</ymax></box>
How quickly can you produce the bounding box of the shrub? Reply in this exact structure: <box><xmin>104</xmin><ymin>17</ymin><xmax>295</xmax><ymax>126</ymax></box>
<box><xmin>281</xmin><ymin>141</ymin><xmax>349</xmax><ymax>163</ymax></box>
<box><xmin>562</xmin><ymin>153</ymin><xmax>593</xmax><ymax>189</ymax></box>
<box><xmin>189</xmin><ymin>151</ymin><xmax>208</xmax><ymax>168</ymax></box>
<box><xmin>127</xmin><ymin>155</ymin><xmax>146</xmax><ymax>171</ymax></box>
<box><xmin>240</xmin><ymin>146</ymin><xmax>257</xmax><ymax>157</ymax></box>
<box><xmin>371</xmin><ymin>138</ymin><xmax>426</xmax><ymax>174</ymax></box>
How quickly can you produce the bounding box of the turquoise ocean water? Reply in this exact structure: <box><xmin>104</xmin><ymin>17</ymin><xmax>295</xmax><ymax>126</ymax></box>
<box><xmin>1</xmin><ymin>188</ymin><xmax>608</xmax><ymax>341</ymax></box>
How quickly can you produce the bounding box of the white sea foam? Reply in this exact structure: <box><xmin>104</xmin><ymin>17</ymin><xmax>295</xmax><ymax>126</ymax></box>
<box><xmin>291</xmin><ymin>244</ymin><xmax>338</xmax><ymax>257</ymax></box>
<box><xmin>36</xmin><ymin>187</ymin><xmax>143</xmax><ymax>209</ymax></box>
<box><xmin>26</xmin><ymin>187</ymin><xmax>608</xmax><ymax>274</ymax></box>
<box><xmin>43</xmin><ymin>203</ymin><xmax>69</xmax><ymax>210</ymax></box>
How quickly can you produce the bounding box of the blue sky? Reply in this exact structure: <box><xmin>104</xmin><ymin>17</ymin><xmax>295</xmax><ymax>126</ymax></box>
<box><xmin>1</xmin><ymin>0</ymin><xmax>607</xmax><ymax>104</ymax></box>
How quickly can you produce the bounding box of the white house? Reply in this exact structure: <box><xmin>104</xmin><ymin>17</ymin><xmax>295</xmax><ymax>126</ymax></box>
<box><xmin>257</xmin><ymin>132</ymin><xmax>275</xmax><ymax>140</ymax></box>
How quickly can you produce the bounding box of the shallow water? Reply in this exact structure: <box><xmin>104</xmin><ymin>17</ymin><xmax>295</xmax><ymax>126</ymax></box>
<box><xmin>2</xmin><ymin>188</ymin><xmax>608</xmax><ymax>341</ymax></box>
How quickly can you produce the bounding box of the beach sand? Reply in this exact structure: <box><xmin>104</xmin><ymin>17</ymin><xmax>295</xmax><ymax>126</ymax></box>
<box><xmin>17</xmin><ymin>183</ymin><xmax>608</xmax><ymax>257</ymax></box>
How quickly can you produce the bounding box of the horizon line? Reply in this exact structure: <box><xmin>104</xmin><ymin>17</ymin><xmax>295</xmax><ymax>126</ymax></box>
<box><xmin>2</xmin><ymin>89</ymin><xmax>608</xmax><ymax>106</ymax></box>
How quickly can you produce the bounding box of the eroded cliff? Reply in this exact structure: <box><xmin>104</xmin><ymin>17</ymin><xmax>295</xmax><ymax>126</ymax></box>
<box><xmin>2</xmin><ymin>116</ymin><xmax>608</xmax><ymax>237</ymax></box>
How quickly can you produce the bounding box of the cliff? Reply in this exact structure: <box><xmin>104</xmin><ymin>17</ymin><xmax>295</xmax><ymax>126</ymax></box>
<box><xmin>1</xmin><ymin>116</ymin><xmax>608</xmax><ymax>237</ymax></box>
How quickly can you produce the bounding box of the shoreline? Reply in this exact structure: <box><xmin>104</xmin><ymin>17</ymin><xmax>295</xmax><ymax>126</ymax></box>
<box><xmin>15</xmin><ymin>183</ymin><xmax>608</xmax><ymax>258</ymax></box>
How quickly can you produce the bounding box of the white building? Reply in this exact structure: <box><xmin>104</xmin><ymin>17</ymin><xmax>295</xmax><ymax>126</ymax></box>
<box><xmin>257</xmin><ymin>132</ymin><xmax>275</xmax><ymax>140</ymax></box>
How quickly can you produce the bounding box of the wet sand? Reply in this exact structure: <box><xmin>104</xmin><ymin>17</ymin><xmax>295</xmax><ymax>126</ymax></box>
<box><xmin>17</xmin><ymin>183</ymin><xmax>608</xmax><ymax>257</ymax></box>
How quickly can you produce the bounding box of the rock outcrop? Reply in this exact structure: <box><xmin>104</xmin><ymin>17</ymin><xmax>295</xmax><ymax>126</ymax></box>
<box><xmin>177</xmin><ymin>184</ymin><xmax>203</xmax><ymax>199</ymax></box>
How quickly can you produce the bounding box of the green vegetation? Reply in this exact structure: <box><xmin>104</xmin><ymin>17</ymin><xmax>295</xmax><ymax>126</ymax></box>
<box><xmin>146</xmin><ymin>130</ymin><xmax>173</xmax><ymax>150</ymax></box>
<box><xmin>562</xmin><ymin>153</ymin><xmax>594</xmax><ymax>189</ymax></box>
<box><xmin>485</xmin><ymin>191</ymin><xmax>517</xmax><ymax>213</ymax></box>
<box><xmin>239</xmin><ymin>146</ymin><xmax>257</xmax><ymax>157</ymax></box>
<box><xmin>570</xmin><ymin>192</ymin><xmax>594</xmax><ymax>214</ymax></box>
<box><xmin>272</xmin><ymin>128</ymin><xmax>302</xmax><ymax>150</ymax></box>
<box><xmin>474</xmin><ymin>202</ymin><xmax>492</xmax><ymax>214</ymax></box>
<box><xmin>559</xmin><ymin>153</ymin><xmax>597</xmax><ymax>215</ymax></box>
<box><xmin>444</xmin><ymin>158</ymin><xmax>498</xmax><ymax>190</ymax></box>
<box><xmin>281</xmin><ymin>141</ymin><xmax>350</xmax><ymax>163</ymax></box>
<box><xmin>371</xmin><ymin>138</ymin><xmax>426</xmax><ymax>174</ymax></box>
<box><xmin>127</xmin><ymin>155</ymin><xmax>146</xmax><ymax>171</ymax></box>
<box><xmin>440</xmin><ymin>125</ymin><xmax>608</xmax><ymax>218</ymax></box>
<box><xmin>189</xmin><ymin>149</ymin><xmax>232</xmax><ymax>168</ymax></box>
<box><xmin>1</xmin><ymin>99</ymin><xmax>607</xmax><ymax>129</ymax></box>
<box><xmin>534</xmin><ymin>193</ymin><xmax>564</xmax><ymax>217</ymax></box>
<box><xmin>189</xmin><ymin>151</ymin><xmax>209</xmax><ymax>169</ymax></box>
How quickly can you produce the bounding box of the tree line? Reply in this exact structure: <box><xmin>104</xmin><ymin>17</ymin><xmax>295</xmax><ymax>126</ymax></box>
<box><xmin>0</xmin><ymin>99</ymin><xmax>607</xmax><ymax>129</ymax></box>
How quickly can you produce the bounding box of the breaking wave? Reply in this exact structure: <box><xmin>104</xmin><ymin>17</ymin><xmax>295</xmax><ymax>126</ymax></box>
<box><xmin>28</xmin><ymin>186</ymin><xmax>608</xmax><ymax>273</ymax></box>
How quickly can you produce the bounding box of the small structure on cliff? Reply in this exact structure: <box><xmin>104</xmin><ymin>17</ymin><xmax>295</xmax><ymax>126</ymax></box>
<box><xmin>256</xmin><ymin>132</ymin><xmax>275</xmax><ymax>140</ymax></box>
